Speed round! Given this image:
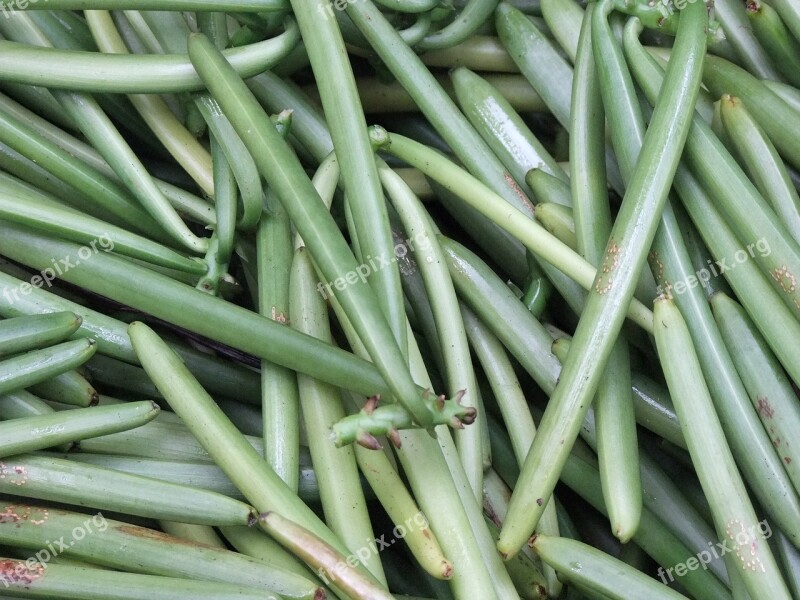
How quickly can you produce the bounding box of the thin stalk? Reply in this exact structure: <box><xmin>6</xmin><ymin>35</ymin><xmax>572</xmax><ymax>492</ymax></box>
<box><xmin>29</xmin><ymin>370</ymin><xmax>97</xmax><ymax>408</ymax></box>
<box><xmin>291</xmin><ymin>0</ymin><xmax>407</xmax><ymax>351</ymax></box>
<box><xmin>0</xmin><ymin>21</ymin><xmax>301</xmax><ymax>93</ymax></box>
<box><xmin>0</xmin><ymin>312</ymin><xmax>81</xmax><ymax>357</ymax></box>
<box><xmin>0</xmin><ymin>401</ymin><xmax>159</xmax><ymax>457</ymax></box>
<box><xmin>498</xmin><ymin>0</ymin><xmax>707</xmax><ymax>557</ymax></box>
<box><xmin>289</xmin><ymin>244</ymin><xmax>385</xmax><ymax>584</ymax></box>
<box><xmin>653</xmin><ymin>297</ymin><xmax>791</xmax><ymax>599</ymax></box>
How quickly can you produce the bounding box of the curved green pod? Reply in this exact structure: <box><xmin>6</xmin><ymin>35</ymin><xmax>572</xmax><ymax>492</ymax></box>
<box><xmin>0</xmin><ymin>390</ymin><xmax>53</xmax><ymax>420</ymax></box>
<box><xmin>703</xmin><ymin>55</ymin><xmax>800</xmax><ymax>173</ymax></box>
<box><xmin>289</xmin><ymin>246</ymin><xmax>385</xmax><ymax>584</ymax></box>
<box><xmin>654</xmin><ymin>297</ymin><xmax>792</xmax><ymax>599</ymax></box>
<box><xmin>64</xmin><ymin>453</ymin><xmax>322</xmax><ymax>504</ymax></box>
<box><xmin>0</xmin><ymin>454</ymin><xmax>258</xmax><ymax>526</ymax></box>
<box><xmin>29</xmin><ymin>370</ymin><xmax>98</xmax><ymax>408</ymax></box>
<box><xmin>747</xmin><ymin>0</ymin><xmax>800</xmax><ymax>88</ymax></box>
<box><xmin>417</xmin><ymin>0</ymin><xmax>499</xmax><ymax>51</ymax></box>
<box><xmin>499</xmin><ymin>0</ymin><xmax>707</xmax><ymax>557</ymax></box>
<box><xmin>713</xmin><ymin>0</ymin><xmax>782</xmax><ymax>80</ymax></box>
<box><xmin>259</xmin><ymin>511</ymin><xmax>394</xmax><ymax>600</ymax></box>
<box><xmin>441</xmin><ymin>236</ymin><xmax>560</xmax><ymax>395</ymax></box>
<box><xmin>532</xmin><ymin>534</ymin><xmax>690</xmax><ymax>600</ymax></box>
<box><xmin>375</xmin><ymin>130</ymin><xmax>654</xmax><ymax>332</ymax></box>
<box><xmin>0</xmin><ymin>560</ymin><xmax>278</xmax><ymax>600</ymax></box>
<box><xmin>0</xmin><ymin>339</ymin><xmax>96</xmax><ymax>397</ymax></box>
<box><xmin>496</xmin><ymin>2</ymin><xmax>573</xmax><ymax>129</ymax></box>
<box><xmin>128</xmin><ymin>321</ymin><xmax>354</xmax><ymax>558</ymax></box>
<box><xmin>0</xmin><ymin>400</ymin><xmax>159</xmax><ymax>458</ymax></box>
<box><xmin>0</xmin><ymin>193</ymin><xmax>206</xmax><ymax>274</ymax></box>
<box><xmin>0</xmin><ymin>312</ymin><xmax>81</xmax><ymax>358</ymax></box>
<box><xmin>451</xmin><ymin>66</ymin><xmax>566</xmax><ymax>198</ymax></box>
<box><xmin>0</xmin><ymin>504</ymin><xmax>322</xmax><ymax>600</ymax></box>
<box><xmin>711</xmin><ymin>292</ymin><xmax>800</xmax><ymax>493</ymax></box>
<box><xmin>719</xmin><ymin>94</ymin><xmax>800</xmax><ymax>247</ymax></box>
<box><xmin>0</xmin><ymin>20</ymin><xmax>300</xmax><ymax>93</ymax></box>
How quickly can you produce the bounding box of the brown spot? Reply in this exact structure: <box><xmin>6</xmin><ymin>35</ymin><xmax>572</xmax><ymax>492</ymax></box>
<box><xmin>536</xmin><ymin>498</ymin><xmax>543</xmax><ymax>506</ymax></box>
<box><xmin>757</xmin><ymin>397</ymin><xmax>774</xmax><ymax>419</ymax></box>
<box><xmin>314</xmin><ymin>589</ymin><xmax>327</xmax><ymax>600</ymax></box>
<box><xmin>441</xmin><ymin>561</ymin><xmax>454</xmax><ymax>579</ymax></box>
<box><xmin>0</xmin><ymin>559</ymin><xmax>44</xmax><ymax>587</ymax></box>
<box><xmin>785</xmin><ymin>457</ymin><xmax>792</xmax><ymax>464</ymax></box>
<box><xmin>505</xmin><ymin>172</ymin><xmax>534</xmax><ymax>214</ymax></box>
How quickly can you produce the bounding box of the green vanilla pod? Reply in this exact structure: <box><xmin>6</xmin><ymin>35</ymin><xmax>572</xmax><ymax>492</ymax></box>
<box><xmin>0</xmin><ymin>401</ymin><xmax>159</xmax><ymax>458</ymax></box>
<box><xmin>0</xmin><ymin>312</ymin><xmax>81</xmax><ymax>358</ymax></box>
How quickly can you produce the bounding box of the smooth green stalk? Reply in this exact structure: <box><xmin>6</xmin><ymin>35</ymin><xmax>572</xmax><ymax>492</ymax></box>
<box><xmin>375</xmin><ymin>130</ymin><xmax>654</xmax><ymax>332</ymax></box>
<box><xmin>625</xmin><ymin>25</ymin><xmax>800</xmax><ymax>546</ymax></box>
<box><xmin>291</xmin><ymin>0</ymin><xmax>406</xmax><ymax>351</ymax></box>
<box><xmin>0</xmin><ymin>21</ymin><xmax>301</xmax><ymax>93</ymax></box>
<box><xmin>653</xmin><ymin>297</ymin><xmax>791</xmax><ymax>599</ymax></box>
<box><xmin>451</xmin><ymin>66</ymin><xmax>566</xmax><ymax>200</ymax></box>
<box><xmin>747</xmin><ymin>0</ymin><xmax>800</xmax><ymax>87</ymax></box>
<box><xmin>351</xmin><ymin>435</ymin><xmax>453</xmax><ymax>580</ymax></box>
<box><xmin>671</xmin><ymin>164</ymin><xmax>800</xmax><ymax>398</ymax></box>
<box><xmin>571</xmin><ymin>3</ymin><xmax>640</xmax><ymax>543</ymax></box>
<box><xmin>460</xmin><ymin>305</ymin><xmax>561</xmax><ymax>594</ymax></box>
<box><xmin>66</xmin><ymin>452</ymin><xmax>321</xmax><ymax>503</ymax></box>
<box><xmin>499</xmin><ymin>0</ymin><xmax>707</xmax><ymax>557</ymax></box>
<box><xmin>0</xmin><ymin>339</ymin><xmax>95</xmax><ymax>396</ymax></box>
<box><xmin>346</xmin><ymin>0</ymin><xmax>541</xmax><ymax>211</ymax></box>
<box><xmin>289</xmin><ymin>245</ymin><xmax>385</xmax><ymax>584</ymax></box>
<box><xmin>29</xmin><ymin>370</ymin><xmax>97</xmax><ymax>408</ymax></box>
<box><xmin>219</xmin><ymin>525</ymin><xmax>311</xmax><ymax>579</ymax></box>
<box><xmin>158</xmin><ymin>522</ymin><xmax>226</xmax><ymax>547</ymax></box>
<box><xmin>195</xmin><ymin>94</ymin><xmax>263</xmax><ymax>230</ymax></box>
<box><xmin>703</xmin><ymin>55</ymin><xmax>800</xmax><ymax>173</ymax></box>
<box><xmin>257</xmin><ymin>192</ymin><xmax>299</xmax><ymax>491</ymax></box>
<box><xmin>379</xmin><ymin>163</ymin><xmax>482</xmax><ymax>500</ymax></box>
<box><xmin>129</xmin><ymin>321</ymin><xmax>358</xmax><ymax>558</ymax></box>
<box><xmin>711</xmin><ymin>292</ymin><xmax>800</xmax><ymax>493</ymax></box>
<box><xmin>560</xmin><ymin>457</ymin><xmax>732</xmax><ymax>600</ymax></box>
<box><xmin>0</xmin><ymin>312</ymin><xmax>80</xmax><ymax>357</ymax></box>
<box><xmin>766</xmin><ymin>0</ymin><xmax>800</xmax><ymax>42</ymax></box>
<box><xmin>0</xmin><ymin>100</ymin><xmax>166</xmax><ymax>238</ymax></box>
<box><xmin>0</xmin><ymin>390</ymin><xmax>53</xmax><ymax>420</ymax></box>
<box><xmin>719</xmin><ymin>94</ymin><xmax>800</xmax><ymax>247</ymax></box>
<box><xmin>0</xmin><ymin>504</ymin><xmax>321</xmax><ymax>599</ymax></box>
<box><xmin>532</xmin><ymin>534</ymin><xmax>689</xmax><ymax>600</ymax></box>
<box><xmin>540</xmin><ymin>0</ymin><xmax>584</xmax><ymax>62</ymax></box>
<box><xmin>763</xmin><ymin>80</ymin><xmax>800</xmax><ymax>115</ymax></box>
<box><xmin>259</xmin><ymin>512</ymin><xmax>393</xmax><ymax>600</ymax></box>
<box><xmin>417</xmin><ymin>0</ymin><xmax>499</xmax><ymax>50</ymax></box>
<box><xmin>187</xmin><ymin>33</ymin><xmax>452</xmax><ymax>429</ymax></box>
<box><xmin>714</xmin><ymin>0</ymin><xmax>783</xmax><ymax>80</ymax></box>
<box><xmin>440</xmin><ymin>237</ymin><xmax>561</xmax><ymax>394</ymax></box>
<box><xmin>0</xmin><ymin>559</ymin><xmax>278</xmax><ymax>600</ymax></box>
<box><xmin>419</xmin><ymin>36</ymin><xmax>518</xmax><ymax>72</ymax></box>
<box><xmin>0</xmin><ymin>225</ymin><xmax>471</xmax><ymax>427</ymax></box>
<box><xmin>0</xmin><ymin>454</ymin><xmax>258</xmax><ymax>526</ymax></box>
<box><xmin>86</xmin><ymin>10</ymin><xmax>214</xmax><ymax>197</ymax></box>
<box><xmin>0</xmin><ymin>400</ymin><xmax>158</xmax><ymax>458</ymax></box>
<box><xmin>0</xmin><ymin>191</ymin><xmax>206</xmax><ymax>274</ymax></box>
<box><xmin>496</xmin><ymin>2</ymin><xmax>573</xmax><ymax>129</ymax></box>
<box><xmin>534</xmin><ymin>203</ymin><xmax>576</xmax><ymax>249</ymax></box>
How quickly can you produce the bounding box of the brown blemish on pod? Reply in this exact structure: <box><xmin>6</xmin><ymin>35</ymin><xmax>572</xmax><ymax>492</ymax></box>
<box><xmin>0</xmin><ymin>559</ymin><xmax>44</xmax><ymax>587</ymax></box>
